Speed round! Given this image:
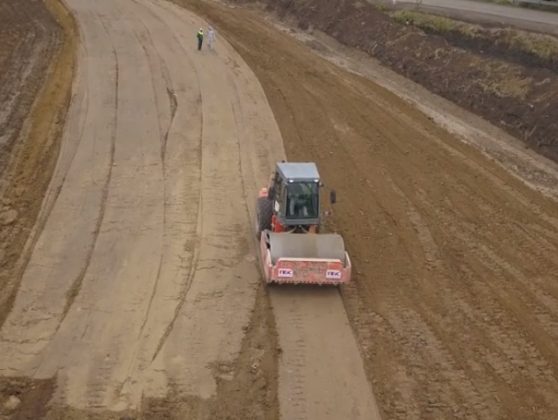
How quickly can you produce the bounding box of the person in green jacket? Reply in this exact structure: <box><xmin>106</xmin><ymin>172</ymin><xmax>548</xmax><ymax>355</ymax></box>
<box><xmin>196</xmin><ymin>28</ymin><xmax>204</xmax><ymax>51</ymax></box>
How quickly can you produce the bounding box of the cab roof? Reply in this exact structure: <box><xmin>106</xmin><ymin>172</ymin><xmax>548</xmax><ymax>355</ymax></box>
<box><xmin>276</xmin><ymin>162</ymin><xmax>320</xmax><ymax>182</ymax></box>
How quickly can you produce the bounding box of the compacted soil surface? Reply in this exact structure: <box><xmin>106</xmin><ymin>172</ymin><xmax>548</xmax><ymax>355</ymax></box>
<box><xmin>2</xmin><ymin>0</ymin><xmax>558</xmax><ymax>419</ymax></box>
<box><xmin>177</xmin><ymin>1</ymin><xmax>558</xmax><ymax>419</ymax></box>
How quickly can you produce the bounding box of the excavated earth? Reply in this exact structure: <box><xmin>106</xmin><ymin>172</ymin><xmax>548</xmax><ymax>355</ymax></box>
<box><xmin>0</xmin><ymin>0</ymin><xmax>61</xmax><ymax>177</ymax></box>
<box><xmin>0</xmin><ymin>0</ymin><xmax>76</xmax><ymax>417</ymax></box>
<box><xmin>177</xmin><ymin>1</ymin><xmax>558</xmax><ymax>419</ymax></box>
<box><xmin>2</xmin><ymin>1</ymin><xmax>281</xmax><ymax>419</ymax></box>
<box><xmin>0</xmin><ymin>0</ymin><xmax>64</xmax><ymax>322</ymax></box>
<box><xmin>255</xmin><ymin>0</ymin><xmax>558</xmax><ymax>163</ymax></box>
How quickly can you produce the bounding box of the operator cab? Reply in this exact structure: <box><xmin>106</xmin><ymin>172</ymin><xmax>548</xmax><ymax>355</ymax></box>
<box><xmin>268</xmin><ymin>162</ymin><xmax>321</xmax><ymax>228</ymax></box>
<box><xmin>286</xmin><ymin>181</ymin><xmax>319</xmax><ymax>219</ymax></box>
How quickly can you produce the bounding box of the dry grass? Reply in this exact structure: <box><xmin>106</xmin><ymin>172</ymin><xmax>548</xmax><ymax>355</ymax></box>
<box><xmin>479</xmin><ymin>71</ymin><xmax>532</xmax><ymax>99</ymax></box>
<box><xmin>391</xmin><ymin>10</ymin><xmax>461</xmax><ymax>33</ymax></box>
<box><xmin>503</xmin><ymin>29</ymin><xmax>558</xmax><ymax>59</ymax></box>
<box><xmin>391</xmin><ymin>10</ymin><xmax>558</xmax><ymax>62</ymax></box>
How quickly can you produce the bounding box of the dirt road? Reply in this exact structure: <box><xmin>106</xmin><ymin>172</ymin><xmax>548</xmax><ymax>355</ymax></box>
<box><xmin>176</xmin><ymin>1</ymin><xmax>558</xmax><ymax>419</ymax></box>
<box><xmin>0</xmin><ymin>0</ymin><xmax>379</xmax><ymax>418</ymax></box>
<box><xmin>3</xmin><ymin>0</ymin><xmax>558</xmax><ymax>418</ymax></box>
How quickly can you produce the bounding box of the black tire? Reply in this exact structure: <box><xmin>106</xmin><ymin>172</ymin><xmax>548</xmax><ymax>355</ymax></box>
<box><xmin>255</xmin><ymin>197</ymin><xmax>273</xmax><ymax>238</ymax></box>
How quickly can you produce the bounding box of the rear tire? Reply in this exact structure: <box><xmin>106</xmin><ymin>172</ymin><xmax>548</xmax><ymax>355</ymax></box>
<box><xmin>256</xmin><ymin>197</ymin><xmax>273</xmax><ymax>239</ymax></box>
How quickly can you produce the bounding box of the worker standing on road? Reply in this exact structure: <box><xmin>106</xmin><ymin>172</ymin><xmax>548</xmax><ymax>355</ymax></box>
<box><xmin>196</xmin><ymin>28</ymin><xmax>204</xmax><ymax>51</ymax></box>
<box><xmin>207</xmin><ymin>26</ymin><xmax>216</xmax><ymax>50</ymax></box>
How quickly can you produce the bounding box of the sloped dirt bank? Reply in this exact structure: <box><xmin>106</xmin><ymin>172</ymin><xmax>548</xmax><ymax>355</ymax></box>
<box><xmin>256</xmin><ymin>0</ymin><xmax>558</xmax><ymax>163</ymax></box>
<box><xmin>0</xmin><ymin>0</ymin><xmax>76</xmax><ymax>325</ymax></box>
<box><xmin>0</xmin><ymin>0</ymin><xmax>76</xmax><ymax>416</ymax></box>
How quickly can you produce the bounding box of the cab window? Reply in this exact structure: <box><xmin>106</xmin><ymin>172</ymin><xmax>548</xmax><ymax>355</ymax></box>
<box><xmin>286</xmin><ymin>182</ymin><xmax>319</xmax><ymax>219</ymax></box>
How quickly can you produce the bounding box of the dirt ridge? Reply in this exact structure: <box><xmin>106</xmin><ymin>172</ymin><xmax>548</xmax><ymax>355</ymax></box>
<box><xmin>0</xmin><ymin>0</ymin><xmax>76</xmax><ymax>415</ymax></box>
<box><xmin>0</xmin><ymin>0</ymin><xmax>77</xmax><ymax>326</ymax></box>
<box><xmin>247</xmin><ymin>0</ymin><xmax>558</xmax><ymax>163</ymax></box>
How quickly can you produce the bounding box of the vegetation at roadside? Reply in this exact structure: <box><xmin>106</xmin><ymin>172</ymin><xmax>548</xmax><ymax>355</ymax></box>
<box><xmin>481</xmin><ymin>0</ymin><xmax>514</xmax><ymax>4</ymax></box>
<box><xmin>476</xmin><ymin>0</ymin><xmax>558</xmax><ymax>12</ymax></box>
<box><xmin>391</xmin><ymin>10</ymin><xmax>558</xmax><ymax>61</ymax></box>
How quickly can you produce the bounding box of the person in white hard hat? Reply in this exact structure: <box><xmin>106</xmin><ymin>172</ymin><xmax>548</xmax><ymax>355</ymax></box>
<box><xmin>207</xmin><ymin>26</ymin><xmax>216</xmax><ymax>50</ymax></box>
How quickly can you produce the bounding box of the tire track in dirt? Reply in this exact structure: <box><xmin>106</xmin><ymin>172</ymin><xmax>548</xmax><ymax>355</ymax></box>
<box><xmin>171</xmin><ymin>2</ymin><xmax>558</xmax><ymax>418</ymax></box>
<box><xmin>162</xmin><ymin>3</ymin><xmax>383</xmax><ymax>418</ymax></box>
<box><xmin>336</xmin><ymin>74</ymin><xmax>558</xmax><ymax>416</ymax></box>
<box><xmin>93</xmin><ymin>2</ymin><xmax>201</xmax><ymax>395</ymax></box>
<box><xmin>117</xmin><ymin>0</ymin><xmax>204</xmax><ymax>384</ymax></box>
<box><xmin>59</xmin><ymin>12</ymin><xmax>119</xmax><ymax>323</ymax></box>
<box><xmin>131</xmin><ymin>14</ymin><xmax>175</xmax><ymax>349</ymax></box>
<box><xmin>1</xmin><ymin>0</ymin><xmax>183</xmax><ymax>409</ymax></box>
<box><xmin>134</xmin><ymin>0</ymin><xmax>263</xmax><ymax>406</ymax></box>
<box><xmin>42</xmin><ymin>1</ymin><xmax>198</xmax><ymax>408</ymax></box>
<box><xmin>3</xmin><ymin>0</ymin><xmax>282</xmax><ymax>416</ymax></box>
<box><xmin>0</xmin><ymin>7</ymin><xmax>117</xmax><ymax>378</ymax></box>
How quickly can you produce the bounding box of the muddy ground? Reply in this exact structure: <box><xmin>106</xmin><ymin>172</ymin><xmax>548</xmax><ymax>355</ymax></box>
<box><xmin>252</xmin><ymin>0</ymin><xmax>558</xmax><ymax>164</ymax></box>
<box><xmin>177</xmin><ymin>0</ymin><xmax>558</xmax><ymax>419</ymax></box>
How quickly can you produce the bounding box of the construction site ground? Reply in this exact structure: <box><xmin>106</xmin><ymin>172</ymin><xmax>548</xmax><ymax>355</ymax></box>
<box><xmin>1</xmin><ymin>0</ymin><xmax>558</xmax><ymax>419</ymax></box>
